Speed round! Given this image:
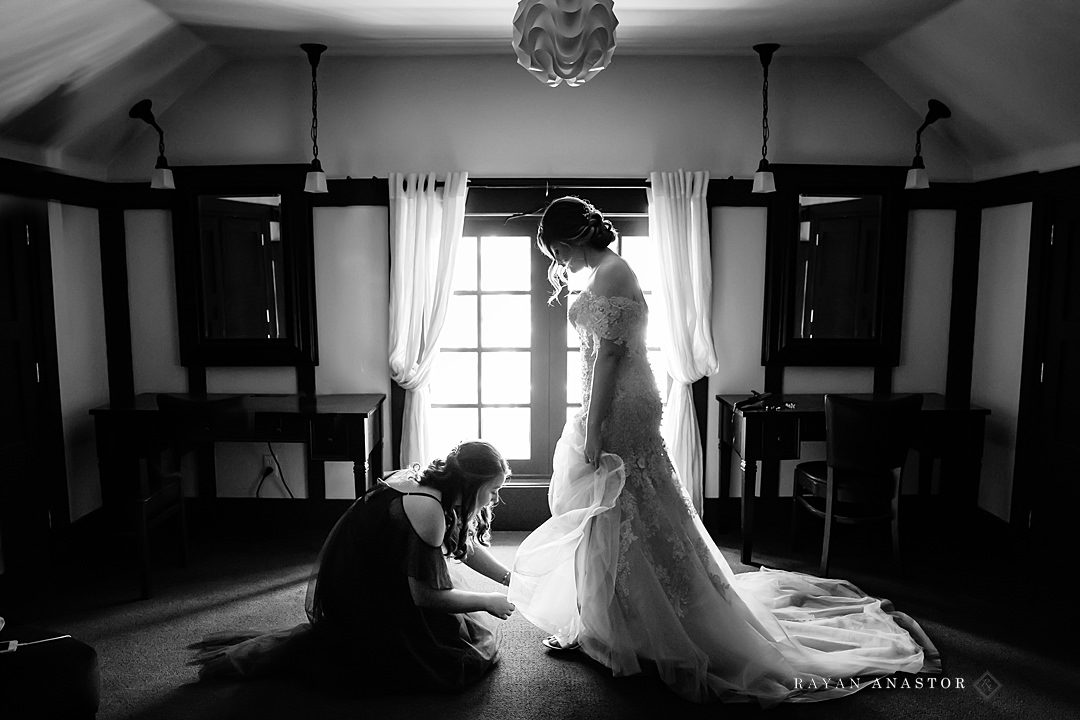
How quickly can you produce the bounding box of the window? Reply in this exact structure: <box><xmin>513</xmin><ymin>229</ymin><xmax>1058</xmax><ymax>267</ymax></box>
<box><xmin>429</xmin><ymin>189</ymin><xmax>659</xmax><ymax>481</ymax></box>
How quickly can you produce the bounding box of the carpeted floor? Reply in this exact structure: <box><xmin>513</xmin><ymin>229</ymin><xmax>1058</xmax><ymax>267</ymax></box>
<box><xmin>11</xmin><ymin>514</ymin><xmax>1079</xmax><ymax>720</ymax></box>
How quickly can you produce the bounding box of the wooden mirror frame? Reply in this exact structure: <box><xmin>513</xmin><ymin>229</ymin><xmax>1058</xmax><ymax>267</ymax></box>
<box><xmin>761</xmin><ymin>164</ymin><xmax>909</xmax><ymax>367</ymax></box>
<box><xmin>170</xmin><ymin>165</ymin><xmax>318</xmax><ymax>367</ymax></box>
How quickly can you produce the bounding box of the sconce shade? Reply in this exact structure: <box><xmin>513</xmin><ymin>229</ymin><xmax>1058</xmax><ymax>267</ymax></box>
<box><xmin>905</xmin><ymin>167</ymin><xmax>929</xmax><ymax>190</ymax></box>
<box><xmin>512</xmin><ymin>0</ymin><xmax>618</xmax><ymax>87</ymax></box>
<box><xmin>305</xmin><ymin>159</ymin><xmax>328</xmax><ymax>194</ymax></box>
<box><xmin>752</xmin><ymin>163</ymin><xmax>776</xmax><ymax>194</ymax></box>
<box><xmin>905</xmin><ymin>155</ymin><xmax>928</xmax><ymax>190</ymax></box>
<box><xmin>151</xmin><ymin>166</ymin><xmax>175</xmax><ymax>190</ymax></box>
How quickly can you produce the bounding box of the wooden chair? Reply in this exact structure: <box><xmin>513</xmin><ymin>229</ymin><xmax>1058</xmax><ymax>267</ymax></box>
<box><xmin>130</xmin><ymin>394</ymin><xmax>247</xmax><ymax>599</ymax></box>
<box><xmin>791</xmin><ymin>393</ymin><xmax>923</xmax><ymax>576</ymax></box>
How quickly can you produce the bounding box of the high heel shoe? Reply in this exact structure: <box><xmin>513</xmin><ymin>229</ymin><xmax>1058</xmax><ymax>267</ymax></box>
<box><xmin>541</xmin><ymin>635</ymin><xmax>580</xmax><ymax>652</ymax></box>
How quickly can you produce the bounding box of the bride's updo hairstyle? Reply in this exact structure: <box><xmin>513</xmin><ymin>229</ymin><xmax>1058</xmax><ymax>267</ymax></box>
<box><xmin>418</xmin><ymin>440</ymin><xmax>510</xmax><ymax>560</ymax></box>
<box><xmin>536</xmin><ymin>196</ymin><xmax>618</xmax><ymax>304</ymax></box>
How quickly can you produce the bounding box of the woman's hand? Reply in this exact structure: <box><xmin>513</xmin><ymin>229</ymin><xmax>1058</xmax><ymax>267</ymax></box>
<box><xmin>485</xmin><ymin>593</ymin><xmax>516</xmax><ymax>620</ymax></box>
<box><xmin>583</xmin><ymin>431</ymin><xmax>602</xmax><ymax>469</ymax></box>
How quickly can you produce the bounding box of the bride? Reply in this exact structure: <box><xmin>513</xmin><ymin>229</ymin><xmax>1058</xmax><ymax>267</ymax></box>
<box><xmin>507</xmin><ymin>196</ymin><xmax>939</xmax><ymax>705</ymax></box>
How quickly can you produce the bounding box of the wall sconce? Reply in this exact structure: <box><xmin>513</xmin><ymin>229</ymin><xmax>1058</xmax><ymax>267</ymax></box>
<box><xmin>301</xmin><ymin>43</ymin><xmax>329</xmax><ymax>194</ymax></box>
<box><xmin>752</xmin><ymin>43</ymin><xmax>780</xmax><ymax>194</ymax></box>
<box><xmin>128</xmin><ymin>99</ymin><xmax>174</xmax><ymax>190</ymax></box>
<box><xmin>905</xmin><ymin>99</ymin><xmax>951</xmax><ymax>190</ymax></box>
<box><xmin>511</xmin><ymin>0</ymin><xmax>619</xmax><ymax>87</ymax></box>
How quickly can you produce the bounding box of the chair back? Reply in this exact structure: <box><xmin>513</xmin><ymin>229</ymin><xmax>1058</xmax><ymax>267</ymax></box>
<box><xmin>824</xmin><ymin>394</ymin><xmax>923</xmax><ymax>473</ymax></box>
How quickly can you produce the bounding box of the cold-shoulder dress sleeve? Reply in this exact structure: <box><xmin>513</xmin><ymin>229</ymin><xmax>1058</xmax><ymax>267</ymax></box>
<box><xmin>570</xmin><ymin>291</ymin><xmax>646</xmax><ymax>346</ymax></box>
<box><xmin>395</xmin><ymin>498</ymin><xmax>454</xmax><ymax>590</ymax></box>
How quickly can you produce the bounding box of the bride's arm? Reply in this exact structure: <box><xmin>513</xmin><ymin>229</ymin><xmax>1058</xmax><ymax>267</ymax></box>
<box><xmin>462</xmin><ymin>544</ymin><xmax>512</xmax><ymax>585</ymax></box>
<box><xmin>585</xmin><ymin>338</ymin><xmax>622</xmax><ymax>467</ymax></box>
<box><xmin>584</xmin><ymin>258</ymin><xmax>635</xmax><ymax>466</ymax></box>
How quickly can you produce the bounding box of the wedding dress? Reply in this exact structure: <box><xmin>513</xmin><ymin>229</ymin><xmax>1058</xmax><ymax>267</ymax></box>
<box><xmin>508</xmin><ymin>289</ymin><xmax>939</xmax><ymax>704</ymax></box>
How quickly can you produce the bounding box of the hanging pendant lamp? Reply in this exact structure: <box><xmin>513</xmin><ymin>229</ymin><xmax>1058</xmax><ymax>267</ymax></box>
<box><xmin>302</xmin><ymin>43</ymin><xmax>329</xmax><ymax>194</ymax></box>
<box><xmin>512</xmin><ymin>0</ymin><xmax>619</xmax><ymax>87</ymax></box>
<box><xmin>752</xmin><ymin>43</ymin><xmax>780</xmax><ymax>194</ymax></box>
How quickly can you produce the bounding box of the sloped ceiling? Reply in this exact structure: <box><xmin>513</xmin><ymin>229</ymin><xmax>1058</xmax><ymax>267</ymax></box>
<box><xmin>1</xmin><ymin>0</ymin><xmax>1077</xmax><ymax>179</ymax></box>
<box><xmin>866</xmin><ymin>0</ymin><xmax>1080</xmax><ymax>179</ymax></box>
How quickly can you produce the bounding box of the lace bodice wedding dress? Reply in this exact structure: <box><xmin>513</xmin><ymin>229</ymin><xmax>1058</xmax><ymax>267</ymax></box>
<box><xmin>508</xmin><ymin>289</ymin><xmax>939</xmax><ymax>704</ymax></box>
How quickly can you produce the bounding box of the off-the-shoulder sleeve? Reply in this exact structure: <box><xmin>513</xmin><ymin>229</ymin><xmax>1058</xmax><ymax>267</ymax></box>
<box><xmin>576</xmin><ymin>295</ymin><xmax>643</xmax><ymax>345</ymax></box>
<box><xmin>402</xmin><ymin>520</ymin><xmax>453</xmax><ymax>590</ymax></box>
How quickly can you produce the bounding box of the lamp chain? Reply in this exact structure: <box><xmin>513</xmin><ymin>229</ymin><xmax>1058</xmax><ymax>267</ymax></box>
<box><xmin>761</xmin><ymin>64</ymin><xmax>770</xmax><ymax>162</ymax></box>
<box><xmin>310</xmin><ymin>65</ymin><xmax>319</xmax><ymax>161</ymax></box>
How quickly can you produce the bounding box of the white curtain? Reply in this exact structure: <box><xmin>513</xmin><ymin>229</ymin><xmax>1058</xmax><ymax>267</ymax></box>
<box><xmin>388</xmin><ymin>171</ymin><xmax>469</xmax><ymax>468</ymax></box>
<box><xmin>648</xmin><ymin>170</ymin><xmax>718</xmax><ymax>514</ymax></box>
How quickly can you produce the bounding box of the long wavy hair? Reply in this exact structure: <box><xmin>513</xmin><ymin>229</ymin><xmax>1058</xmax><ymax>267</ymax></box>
<box><xmin>536</xmin><ymin>196</ymin><xmax>618</xmax><ymax>305</ymax></box>
<box><xmin>417</xmin><ymin>440</ymin><xmax>510</xmax><ymax>560</ymax></box>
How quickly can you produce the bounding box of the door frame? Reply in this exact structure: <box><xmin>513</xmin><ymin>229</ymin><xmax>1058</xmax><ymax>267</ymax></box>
<box><xmin>1012</xmin><ymin>167</ymin><xmax>1080</xmax><ymax>545</ymax></box>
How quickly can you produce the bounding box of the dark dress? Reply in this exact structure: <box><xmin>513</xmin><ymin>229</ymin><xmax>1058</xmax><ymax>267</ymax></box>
<box><xmin>190</xmin><ymin>475</ymin><xmax>499</xmax><ymax>693</ymax></box>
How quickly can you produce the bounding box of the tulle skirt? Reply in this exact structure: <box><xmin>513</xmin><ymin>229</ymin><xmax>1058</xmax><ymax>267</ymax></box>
<box><xmin>509</xmin><ymin>419</ymin><xmax>939</xmax><ymax>704</ymax></box>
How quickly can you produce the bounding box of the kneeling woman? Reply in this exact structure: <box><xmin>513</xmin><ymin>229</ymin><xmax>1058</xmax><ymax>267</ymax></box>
<box><xmin>192</xmin><ymin>440</ymin><xmax>516</xmax><ymax>692</ymax></box>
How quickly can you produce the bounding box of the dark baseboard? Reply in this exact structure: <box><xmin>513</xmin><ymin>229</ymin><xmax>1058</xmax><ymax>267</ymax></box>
<box><xmin>493</xmin><ymin>484</ymin><xmax>551</xmax><ymax>531</ymax></box>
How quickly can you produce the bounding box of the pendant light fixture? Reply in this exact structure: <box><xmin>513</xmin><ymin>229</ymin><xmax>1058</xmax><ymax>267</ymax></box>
<box><xmin>511</xmin><ymin>0</ymin><xmax>619</xmax><ymax>87</ymax></box>
<box><xmin>302</xmin><ymin>43</ymin><xmax>329</xmax><ymax>194</ymax></box>
<box><xmin>752</xmin><ymin>43</ymin><xmax>780</xmax><ymax>194</ymax></box>
<box><xmin>128</xmin><ymin>99</ymin><xmax>174</xmax><ymax>190</ymax></box>
<box><xmin>905</xmin><ymin>99</ymin><xmax>952</xmax><ymax>190</ymax></box>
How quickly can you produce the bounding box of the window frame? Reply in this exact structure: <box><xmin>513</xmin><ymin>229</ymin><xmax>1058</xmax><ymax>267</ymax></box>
<box><xmin>430</xmin><ymin>184</ymin><xmax>650</xmax><ymax>483</ymax></box>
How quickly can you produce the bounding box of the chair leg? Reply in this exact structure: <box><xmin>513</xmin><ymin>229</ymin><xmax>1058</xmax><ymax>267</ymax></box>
<box><xmin>178</xmin><ymin>496</ymin><xmax>189</xmax><ymax>568</ymax></box>
<box><xmin>136</xmin><ymin>503</ymin><xmax>152</xmax><ymax>600</ymax></box>
<box><xmin>890</xmin><ymin>496</ymin><xmax>901</xmax><ymax>567</ymax></box>
<box><xmin>820</xmin><ymin>480</ymin><xmax>836</xmax><ymax>577</ymax></box>
<box><xmin>790</xmin><ymin>494</ymin><xmax>801</xmax><ymax>551</ymax></box>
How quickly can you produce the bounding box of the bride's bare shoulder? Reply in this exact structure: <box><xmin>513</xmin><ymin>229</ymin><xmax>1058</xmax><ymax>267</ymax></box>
<box><xmin>590</xmin><ymin>255</ymin><xmax>640</xmax><ymax>300</ymax></box>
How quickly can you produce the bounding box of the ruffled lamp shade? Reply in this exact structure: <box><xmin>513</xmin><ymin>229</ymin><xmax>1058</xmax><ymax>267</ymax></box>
<box><xmin>512</xmin><ymin>0</ymin><xmax>618</xmax><ymax>87</ymax></box>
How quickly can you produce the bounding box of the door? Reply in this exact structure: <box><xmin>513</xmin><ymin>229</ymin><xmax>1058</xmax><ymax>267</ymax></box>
<box><xmin>1030</xmin><ymin>197</ymin><xmax>1080</xmax><ymax>562</ymax></box>
<box><xmin>0</xmin><ymin>195</ymin><xmax>50</xmax><ymax>582</ymax></box>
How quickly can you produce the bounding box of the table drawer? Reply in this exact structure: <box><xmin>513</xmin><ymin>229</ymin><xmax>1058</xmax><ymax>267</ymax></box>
<box><xmin>253</xmin><ymin>413</ymin><xmax>309</xmax><ymax>441</ymax></box>
<box><xmin>311</xmin><ymin>416</ymin><xmax>347</xmax><ymax>457</ymax></box>
<box><xmin>762</xmin><ymin>414</ymin><xmax>800</xmax><ymax>458</ymax></box>
<box><xmin>734</xmin><ymin>412</ymin><xmax>801</xmax><ymax>460</ymax></box>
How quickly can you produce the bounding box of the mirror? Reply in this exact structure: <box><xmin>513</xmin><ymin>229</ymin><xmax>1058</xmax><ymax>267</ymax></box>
<box><xmin>171</xmin><ymin>165</ymin><xmax>318</xmax><ymax>367</ymax></box>
<box><xmin>762</xmin><ymin>165</ymin><xmax>908</xmax><ymax>366</ymax></box>
<box><xmin>793</xmin><ymin>194</ymin><xmax>881</xmax><ymax>340</ymax></box>
<box><xmin>198</xmin><ymin>194</ymin><xmax>287</xmax><ymax>340</ymax></box>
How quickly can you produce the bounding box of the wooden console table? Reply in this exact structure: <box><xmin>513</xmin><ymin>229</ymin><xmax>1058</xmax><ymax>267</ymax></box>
<box><xmin>91</xmin><ymin>393</ymin><xmax>385</xmax><ymax>505</ymax></box>
<box><xmin>717</xmin><ymin>393</ymin><xmax>989</xmax><ymax>565</ymax></box>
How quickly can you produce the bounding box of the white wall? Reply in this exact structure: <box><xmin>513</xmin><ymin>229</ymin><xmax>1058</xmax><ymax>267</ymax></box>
<box><xmin>48</xmin><ymin>202</ymin><xmax>110</xmax><ymax>521</ymax></box>
<box><xmin>110</xmin><ymin>55</ymin><xmax>971</xmax><ymax>182</ymax></box>
<box><xmin>126</xmin><ymin>210</ymin><xmax>186</xmax><ymax>393</ymax></box>
<box><xmin>894</xmin><ymin>210</ymin><xmax>956</xmax><ymax>394</ymax></box>
<box><xmin>313</xmin><ymin>206</ymin><xmax>392</xmax><ymax>498</ymax></box>
<box><xmin>103</xmin><ymin>54</ymin><xmax>965</xmax><ymax>511</ymax></box>
<box><xmin>971</xmin><ymin>203</ymin><xmax>1033</xmax><ymax>521</ymax></box>
<box><xmin>705</xmin><ymin>206</ymin><xmax>767</xmax><ymax>498</ymax></box>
